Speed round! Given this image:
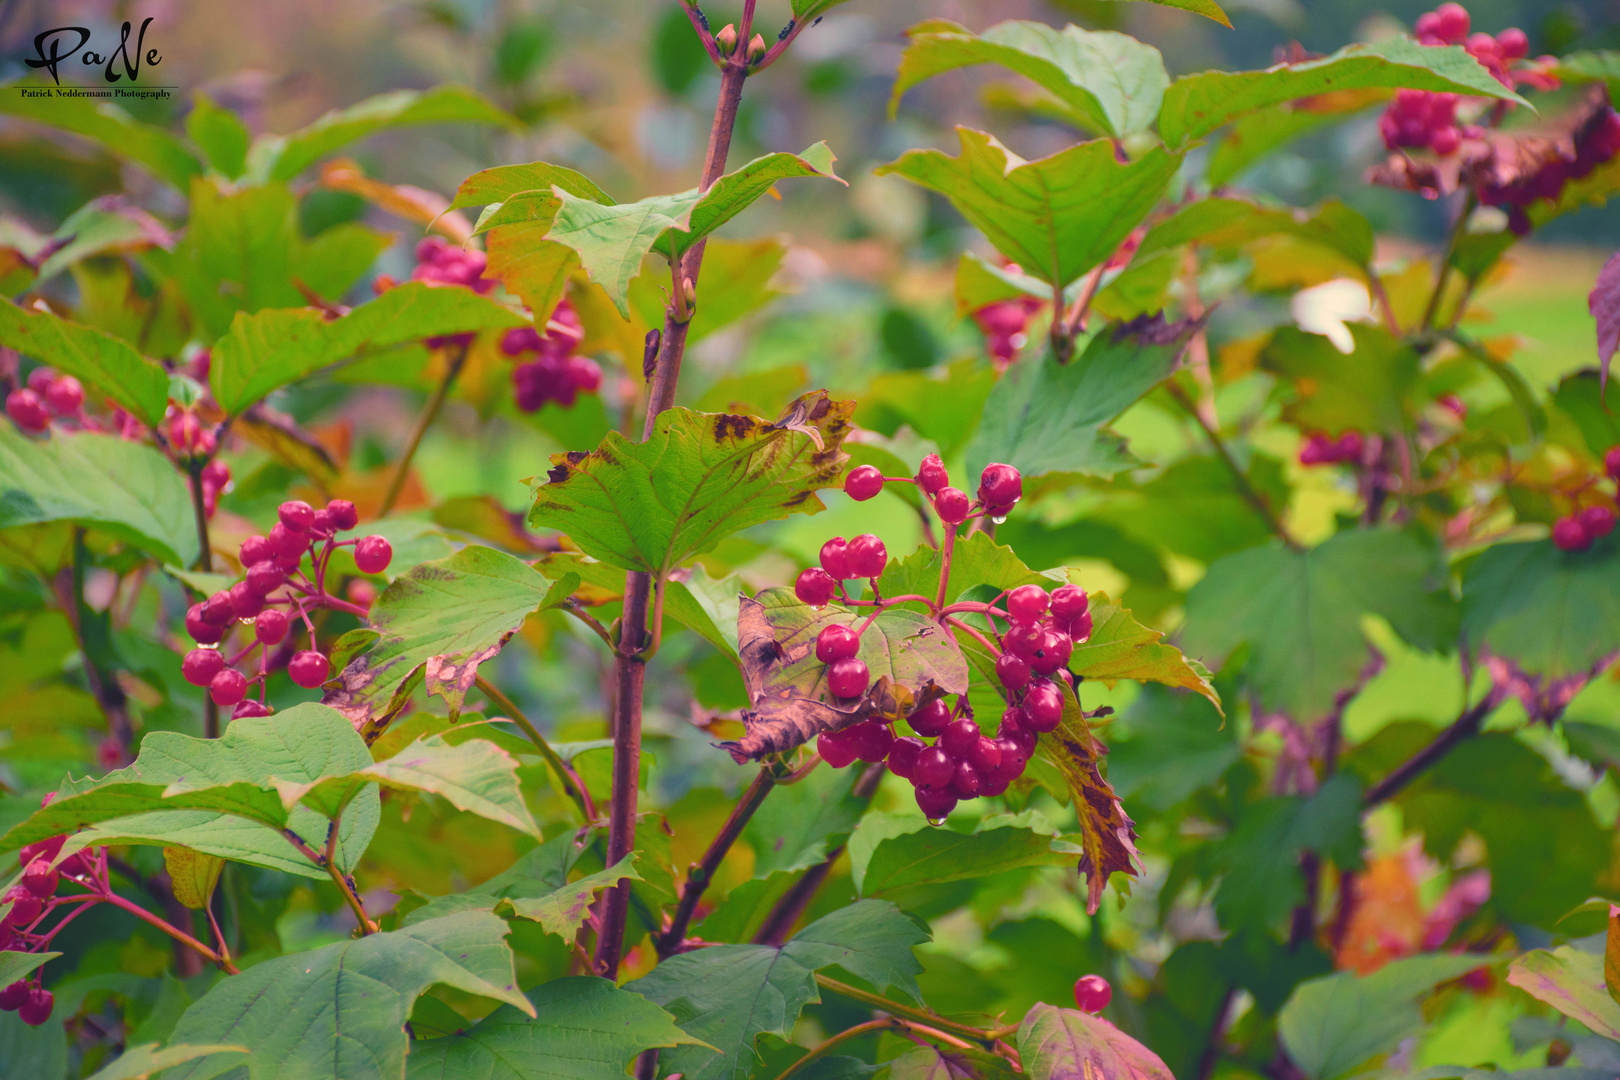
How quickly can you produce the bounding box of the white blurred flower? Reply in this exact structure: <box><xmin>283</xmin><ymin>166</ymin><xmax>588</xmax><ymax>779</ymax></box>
<box><xmin>1291</xmin><ymin>278</ymin><xmax>1373</xmax><ymax>354</ymax></box>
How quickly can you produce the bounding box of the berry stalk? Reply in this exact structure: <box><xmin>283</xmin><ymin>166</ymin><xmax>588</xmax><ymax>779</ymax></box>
<box><xmin>379</xmin><ymin>339</ymin><xmax>469</xmax><ymax>518</ymax></box>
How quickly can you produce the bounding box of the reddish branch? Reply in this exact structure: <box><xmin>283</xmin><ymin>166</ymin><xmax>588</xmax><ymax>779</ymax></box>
<box><xmin>657</xmin><ymin>766</ymin><xmax>778</xmax><ymax>956</ymax></box>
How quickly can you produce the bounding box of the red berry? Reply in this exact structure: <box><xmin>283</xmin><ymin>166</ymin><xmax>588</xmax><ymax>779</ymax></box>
<box><xmin>978</xmin><ymin>463</ymin><xmax>1022</xmax><ymax>512</ymax></box>
<box><xmin>849</xmin><ymin>721</ymin><xmax>894</xmax><ymax>763</ymax></box>
<box><xmin>1496</xmin><ymin>27</ymin><xmax>1528</xmax><ymax>59</ymax></box>
<box><xmin>327</xmin><ymin>499</ymin><xmax>359</xmax><ymax>531</ymax></box>
<box><xmin>5</xmin><ymin>389</ymin><xmax>49</xmax><ymax>432</ymax></box>
<box><xmin>182</xmin><ymin>648</ymin><xmax>226</xmax><ymax>688</ymax></box>
<box><xmin>233</xmin><ymin>700</ymin><xmax>274</xmax><ymax>719</ymax></box>
<box><xmin>228</xmin><ymin>581</ymin><xmax>266</xmax><ymax>620</ymax></box>
<box><xmin>845</xmin><ymin>465</ymin><xmax>884</xmax><ymax>502</ymax></box>
<box><xmin>915</xmin><ymin>746</ymin><xmax>955</xmax><ymax>788</ymax></box>
<box><xmin>1031</xmin><ymin>629</ymin><xmax>1074</xmax><ymax>675</ymax></box>
<box><xmin>1552</xmin><ymin>516</ymin><xmax>1591</xmax><ymax>552</ymax></box>
<box><xmin>239</xmin><ymin>535</ymin><xmax>272</xmax><ymax>567</ymax></box>
<box><xmin>999</xmin><ymin>709</ymin><xmax>1037</xmax><ymax>755</ymax></box>
<box><xmin>1065</xmin><ymin>611</ymin><xmax>1094</xmax><ymax>644</ymax></box>
<box><xmin>795</xmin><ymin>567</ymin><xmax>836</xmax><ymax>607</ymax></box>
<box><xmin>278</xmin><ymin>500</ymin><xmax>315</xmax><ymax>533</ymax></box>
<box><xmin>19</xmin><ymin>837</ymin><xmax>64</xmax><ymax>867</ymax></box>
<box><xmin>1414</xmin><ymin>10</ymin><xmax>1443</xmax><ymax>41</ymax></box>
<box><xmin>354</xmin><ymin>535</ymin><xmax>393</xmax><ymax>575</ymax></box>
<box><xmin>1336</xmin><ymin>432</ymin><xmax>1364</xmax><ymax>462</ymax></box>
<box><xmin>1024</xmin><ymin>681</ymin><xmax>1064</xmax><ymax>732</ymax></box>
<box><xmin>845</xmin><ymin>534</ymin><xmax>888</xmax><ymax>579</ymax></box>
<box><xmin>1006</xmin><ymin>584</ymin><xmax>1049</xmax><ymax>625</ymax></box>
<box><xmin>934</xmin><ymin>487</ymin><xmax>971</xmax><ymax>525</ymax></box>
<box><xmin>1074</xmin><ymin>974</ymin><xmax>1111</xmax><ymax>1013</ymax></box>
<box><xmin>18</xmin><ymin>986</ymin><xmax>51</xmax><ymax>1027</ymax></box>
<box><xmin>20</xmin><ymin>859</ymin><xmax>56</xmax><ymax>898</ymax></box>
<box><xmin>966</xmin><ymin>735</ymin><xmax>1002</xmax><ymax>774</ymax></box>
<box><xmin>941</xmin><ymin>718</ymin><xmax>981</xmax><ymax>759</ymax></box>
<box><xmin>995</xmin><ymin>652</ymin><xmax>1031</xmax><ymax>690</ymax></box>
<box><xmin>200</xmin><ymin>590</ymin><xmax>235</xmax><ymax>626</ymax></box>
<box><xmin>186</xmin><ymin>604</ymin><xmax>223</xmax><ymax>645</ymax></box>
<box><xmin>916</xmin><ymin>454</ymin><xmax>949</xmax><ymax>495</ymax></box>
<box><xmin>288</xmin><ymin>651</ymin><xmax>330</xmax><ymax>689</ymax></box>
<box><xmin>3</xmin><ymin>889</ymin><xmax>40</xmax><ymax>929</ymax></box>
<box><xmin>1429</xmin><ymin>125</ymin><xmax>1461</xmax><ymax>156</ymax></box>
<box><xmin>268</xmin><ymin>522</ymin><xmax>307</xmax><ymax>560</ymax></box>
<box><xmin>201</xmin><ymin>458</ymin><xmax>231</xmax><ymax>491</ymax></box>
<box><xmin>245</xmin><ymin>561</ymin><xmax>285</xmax><ymax>597</ymax></box>
<box><xmin>1605</xmin><ymin>446</ymin><xmax>1620</xmax><ymax>482</ymax></box>
<box><xmin>309</xmin><ymin>509</ymin><xmax>335</xmax><ymax>537</ymax></box>
<box><xmin>950</xmin><ymin>760</ymin><xmax>983</xmax><ymax>799</ymax></box>
<box><xmin>1435</xmin><ymin>3</ymin><xmax>1470</xmax><ymax>42</ymax></box>
<box><xmin>990</xmin><ymin>738</ymin><xmax>1029</xmax><ymax>784</ymax></box>
<box><xmin>209</xmin><ymin>669</ymin><xmax>248</xmax><ymax>707</ymax></box>
<box><xmin>44</xmin><ymin>375</ymin><xmax>83</xmax><ymax>415</ymax></box>
<box><xmin>1582</xmin><ymin>505</ymin><xmax>1616</xmax><ymax>540</ymax></box>
<box><xmin>1049</xmin><ymin>584</ymin><xmax>1089</xmax><ymax>622</ymax></box>
<box><xmin>888</xmin><ymin>736</ymin><xmax>925</xmax><ymax>780</ymax></box>
<box><xmin>1005</xmin><ymin>623</ymin><xmax>1044</xmax><ymax>660</ymax></box>
<box><xmin>908</xmin><ymin>697</ymin><xmax>952</xmax><ymax>737</ymax></box>
<box><xmin>826</xmin><ymin>658</ymin><xmax>870</xmax><ymax>699</ymax></box>
<box><xmin>255</xmin><ymin>609</ymin><xmax>290</xmax><ymax>645</ymax></box>
<box><xmin>818</xmin><ymin>730</ymin><xmax>858</xmax><ymax>769</ymax></box>
<box><xmin>0</xmin><ymin>981</ymin><xmax>26</xmax><ymax>1011</ymax></box>
<box><xmin>820</xmin><ymin>538</ymin><xmax>852</xmax><ymax>581</ymax></box>
<box><xmin>816</xmin><ymin>624</ymin><xmax>860</xmax><ymax>664</ymax></box>
<box><xmin>58</xmin><ymin>851</ymin><xmax>91</xmax><ymax>878</ymax></box>
<box><xmin>566</xmin><ymin>355</ymin><xmax>602</xmax><ymax>393</ymax></box>
<box><xmin>915</xmin><ymin>784</ymin><xmax>957</xmax><ymax>821</ymax></box>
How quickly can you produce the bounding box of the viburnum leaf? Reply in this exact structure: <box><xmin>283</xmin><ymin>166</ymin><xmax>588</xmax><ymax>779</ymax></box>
<box><xmin>890</xmin><ymin>20</ymin><xmax>1170</xmax><ymax>138</ymax></box>
<box><xmin>400</xmin><ymin>853</ymin><xmax>638</xmax><ymax>939</ymax></box>
<box><xmin>792</xmin><ymin>0</ymin><xmax>857</xmax><ymax>21</ymax></box>
<box><xmin>0</xmin><ymin>299</ymin><xmax>169</xmax><ymax>427</ymax></box>
<box><xmin>1138</xmin><ymin>196</ymin><xmax>1375</xmax><ymax>270</ymax></box>
<box><xmin>744</xmin><ymin>766</ymin><xmax>867</xmax><ymax>877</ymax></box>
<box><xmin>876</xmin><ymin>129</ymin><xmax>1182</xmax><ymax>290</ymax></box>
<box><xmin>1590</xmin><ymin>249</ymin><xmax>1620</xmax><ymax>395</ymax></box>
<box><xmin>404</xmin><ymin>976</ymin><xmax>702</xmax><ymax>1080</ymax></box>
<box><xmin>161</xmin><ymin>911</ymin><xmax>533</xmax><ymax>1080</ymax></box>
<box><xmin>854</xmin><ymin>813</ymin><xmax>1085</xmax><ymax>904</ymax></box>
<box><xmin>1507</xmin><ymin>946</ymin><xmax>1620</xmax><ymax>1042</ymax></box>
<box><xmin>879</xmin><ymin>531</ymin><xmax>1050</xmax><ymax>606</ymax></box>
<box><xmin>1158</xmin><ymin>38</ymin><xmax>1529</xmax><ymax>147</ymax></box>
<box><xmin>0</xmin><ymin>952</ymin><xmax>57</xmax><ymax>988</ymax></box>
<box><xmin>1262</xmin><ymin>325</ymin><xmax>1420</xmax><ymax>435</ymax></box>
<box><xmin>209</xmin><ymin>281</ymin><xmax>528</xmax><ymax>416</ymax></box>
<box><xmin>163</xmin><ymin>846</ymin><xmax>225</xmax><ymax>909</ymax></box>
<box><xmin>1017</xmin><ymin>1003</ymin><xmax>1175</xmax><ymax>1080</ymax></box>
<box><xmin>1460</xmin><ymin>535</ymin><xmax>1620</xmax><ymax>678</ymax></box>
<box><xmin>1129</xmin><ymin>0</ymin><xmax>1231</xmax><ymax>25</ymax></box>
<box><xmin>0</xmin><ymin>90</ymin><xmax>201</xmax><ymax>189</ymax></box>
<box><xmin>630</xmin><ymin>237</ymin><xmax>790</xmax><ymax>344</ymax></box>
<box><xmin>324</xmin><ymin>546</ymin><xmax>576</xmax><ymax>732</ymax></box>
<box><xmin>723</xmin><ymin>586</ymin><xmax>970</xmax><ymax>762</ymax></box>
<box><xmin>1071</xmin><ymin>592</ymin><xmax>1221</xmax><ymax>711</ymax></box>
<box><xmin>965</xmin><ymin>316</ymin><xmax>1201</xmax><ymax>482</ymax></box>
<box><xmin>1206</xmin><ymin>92</ymin><xmax>1390</xmax><ymax>187</ymax></box>
<box><xmin>0</xmin><ymin>428</ymin><xmax>198</xmax><ymax>566</ymax></box>
<box><xmin>626</xmin><ymin>900</ymin><xmax>927</xmax><ymax>1080</ymax></box>
<box><xmin>81</xmin><ymin>1044</ymin><xmax>249</xmax><ymax>1080</ymax></box>
<box><xmin>528</xmin><ymin>391</ymin><xmax>854</xmax><ymax>575</ymax></box>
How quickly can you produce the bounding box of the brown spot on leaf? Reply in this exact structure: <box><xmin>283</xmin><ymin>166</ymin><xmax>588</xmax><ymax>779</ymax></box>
<box><xmin>714</xmin><ymin>414</ymin><xmax>757</xmax><ymax>442</ymax></box>
<box><xmin>546</xmin><ymin>465</ymin><xmax>570</xmax><ymax>484</ymax></box>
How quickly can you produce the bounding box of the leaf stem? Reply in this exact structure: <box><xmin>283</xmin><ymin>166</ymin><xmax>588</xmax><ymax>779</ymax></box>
<box><xmin>474</xmin><ymin>674</ymin><xmax>598</xmax><ymax>821</ymax></box>
<box><xmin>1420</xmin><ymin>190</ymin><xmax>1476</xmax><ymax>334</ymax></box>
<box><xmin>1166</xmin><ymin>380</ymin><xmax>1300</xmax><ymax>550</ymax></box>
<box><xmin>753</xmin><ymin>762</ymin><xmax>884</xmax><ymax>945</ymax></box>
<box><xmin>99</xmin><ymin>891</ymin><xmax>238</xmax><ymax>973</ymax></box>
<box><xmin>814</xmin><ymin>975</ymin><xmax>1000</xmax><ymax>1048</ymax></box>
<box><xmin>935</xmin><ymin>523</ymin><xmax>958</xmax><ymax>615</ymax></box>
<box><xmin>657</xmin><ymin>765</ymin><xmax>778</xmax><ymax>957</ymax></box>
<box><xmin>1365</xmin><ymin>692</ymin><xmax>1497</xmax><ymax>806</ymax></box>
<box><xmin>777</xmin><ymin>1019</ymin><xmax>902</xmax><ymax>1080</ymax></box>
<box><xmin>325</xmin><ymin>814</ymin><xmax>377</xmax><ymax>935</ymax></box>
<box><xmin>379</xmin><ymin>340</ymin><xmax>469</xmax><ymax>518</ymax></box>
<box><xmin>563</xmin><ymin>603</ymin><xmax>618</xmax><ymax>650</ymax></box>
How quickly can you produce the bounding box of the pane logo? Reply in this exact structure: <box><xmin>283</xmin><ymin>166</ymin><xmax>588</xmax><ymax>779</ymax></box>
<box><xmin>24</xmin><ymin>19</ymin><xmax>162</xmax><ymax>85</ymax></box>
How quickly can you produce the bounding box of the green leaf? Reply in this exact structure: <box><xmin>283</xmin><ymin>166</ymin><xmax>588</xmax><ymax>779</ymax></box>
<box><xmin>724</xmin><ymin>586</ymin><xmax>971</xmax><ymax>762</ymax></box>
<box><xmin>1552</xmin><ymin>50</ymin><xmax>1620</xmax><ymax>98</ymax></box>
<box><xmin>0</xmin><ymin>300</ymin><xmax>169</xmax><ymax>428</ymax></box>
<box><xmin>1108</xmin><ymin>684</ymin><xmax>1236</xmax><ymax>812</ymax></box>
<box><xmin>1209</xmin><ymin>774</ymin><xmax>1363</xmax><ymax>930</ymax></box>
<box><xmin>534</xmin><ymin>552</ymin><xmax>739</xmax><ymax>662</ymax></box>
<box><xmin>1017</xmin><ymin>1002</ymin><xmax>1174</xmax><ymax>1080</ymax></box>
<box><xmin>1506</xmin><ymin>946</ymin><xmax>1620</xmax><ymax>1041</ymax></box>
<box><xmin>1121</xmin><ymin>0</ymin><xmax>1231</xmax><ymax>24</ymax></box>
<box><xmin>324</xmin><ymin>546</ymin><xmax>573</xmax><ymax>731</ymax></box>
<box><xmin>163</xmin><ymin>846</ymin><xmax>224</xmax><ymax>909</ymax></box>
<box><xmin>1460</xmin><ymin>535</ymin><xmax>1620</xmax><ymax>678</ymax></box>
<box><xmin>1091</xmin><ymin>453</ymin><xmax>1291</xmax><ymax>564</ymax></box>
<box><xmin>451</xmin><ymin>161</ymin><xmax>611</xmax><ymax>212</ymax></box>
<box><xmin>627</xmin><ymin>899</ymin><xmax>928</xmax><ymax>1080</ymax></box>
<box><xmin>502</xmin><ymin>857</ymin><xmax>638</xmax><ymax>937</ymax></box>
<box><xmin>527</xmin><ymin>392</ymin><xmax>853</xmax><ymax>574</ymax></box>
<box><xmin>405</xmin><ymin>976</ymin><xmax>701</xmax><ymax>1079</ymax></box>
<box><xmin>35</xmin><ymin>199</ymin><xmax>175</xmax><ymax>282</ymax></box>
<box><xmin>0</xmin><ymin>429</ymin><xmax>198</xmax><ymax>566</ymax></box>
<box><xmin>1278</xmin><ymin>953</ymin><xmax>1489</xmax><ymax>1080</ymax></box>
<box><xmin>856</xmin><ymin>813</ymin><xmax>1083</xmax><ymax>903</ymax></box>
<box><xmin>891</xmin><ymin>20</ymin><xmax>1169</xmax><ymax>138</ymax></box>
<box><xmin>1182</xmin><ymin>528</ymin><xmax>1454</xmax><ymax>718</ymax></box>
<box><xmin>1159</xmin><ymin>38</ymin><xmax>1528</xmax><ymax>148</ymax></box>
<box><xmin>1207</xmin><ymin>93</ymin><xmax>1388</xmax><ymax>187</ymax></box>
<box><xmin>1139</xmin><ymin>196</ymin><xmax>1374</xmax><ymax>270</ymax></box>
<box><xmin>258</xmin><ymin>86</ymin><xmax>516</xmax><ymax>182</ymax></box>
<box><xmin>792</xmin><ymin>0</ymin><xmax>857</xmax><ymax>20</ymax></box>
<box><xmin>1262</xmin><ymin>325</ymin><xmax>1419</xmax><ymax>434</ymax></box>
<box><xmin>82</xmin><ymin>1043</ymin><xmax>248</xmax><ymax>1080</ymax></box>
<box><xmin>965</xmin><ymin>319</ymin><xmax>1199</xmax><ymax>482</ymax></box>
<box><xmin>890</xmin><ymin>1045</ymin><xmax>1020</xmax><ymax>1080</ymax></box>
<box><xmin>876</xmin><ymin>129</ymin><xmax>1182</xmax><ymax>290</ymax></box>
<box><xmin>0</xmin><ymin>90</ymin><xmax>201</xmax><ymax>189</ymax></box>
<box><xmin>1071</xmin><ymin>592</ymin><xmax>1220</xmax><ymax>711</ymax></box>
<box><xmin>186</xmin><ymin>95</ymin><xmax>251</xmax><ymax>178</ymax></box>
<box><xmin>162</xmin><ymin>911</ymin><xmax>533</xmax><ymax>1080</ymax></box>
<box><xmin>879</xmin><ymin>530</ymin><xmax>1051</xmax><ymax>609</ymax></box>
<box><xmin>744</xmin><ymin>765</ymin><xmax>866</xmax><ymax>877</ymax></box>
<box><xmin>547</xmin><ymin>144</ymin><xmax>842</xmax><ymax>317</ymax></box>
<box><xmin>0</xmin><ymin>951</ymin><xmax>57</xmax><ymax>987</ymax></box>
<box><xmin>210</xmin><ymin>281</ymin><xmax>528</xmax><ymax>416</ymax></box>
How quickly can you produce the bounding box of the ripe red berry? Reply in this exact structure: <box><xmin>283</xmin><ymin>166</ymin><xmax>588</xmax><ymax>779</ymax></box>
<box><xmin>908</xmin><ymin>697</ymin><xmax>952</xmax><ymax>737</ymax></box>
<box><xmin>826</xmin><ymin>658</ymin><xmax>870</xmax><ymax>699</ymax></box>
<box><xmin>354</xmin><ymin>535</ymin><xmax>393</xmax><ymax>575</ymax></box>
<box><xmin>820</xmin><ymin>538</ymin><xmax>852</xmax><ymax>581</ymax></box>
<box><xmin>3</xmin><ymin>889</ymin><xmax>41</xmax><ymax>929</ymax></box>
<box><xmin>849</xmin><ymin>721</ymin><xmax>895</xmax><ymax>763</ymax></box>
<box><xmin>995</xmin><ymin>652</ymin><xmax>1031</xmax><ymax>691</ymax></box>
<box><xmin>999</xmin><ymin>708</ymin><xmax>1036</xmax><ymax>755</ymax></box>
<box><xmin>18</xmin><ymin>986</ymin><xmax>52</xmax><ymax>1027</ymax></box>
<box><xmin>186</xmin><ymin>604</ymin><xmax>224</xmax><ymax>645</ymax></box>
<box><xmin>1006</xmin><ymin>584</ymin><xmax>1049</xmax><ymax>625</ymax></box>
<box><xmin>934</xmin><ymin>487</ymin><xmax>970</xmax><ymax>525</ymax></box>
<box><xmin>58</xmin><ymin>850</ymin><xmax>91</xmax><ymax>879</ymax></box>
<box><xmin>915</xmin><ymin>746</ymin><xmax>955</xmax><ymax>788</ymax></box>
<box><xmin>845</xmin><ymin>534</ymin><xmax>888</xmax><ymax>579</ymax></box>
<box><xmin>990</xmin><ymin>738</ymin><xmax>1029</xmax><ymax>785</ymax></box>
<box><xmin>228</xmin><ymin>581</ymin><xmax>266</xmax><ymax>620</ymax></box>
<box><xmin>1552</xmin><ymin>515</ymin><xmax>1591</xmax><ymax>552</ymax></box>
<box><xmin>200</xmin><ymin>591</ymin><xmax>235</xmax><ymax>626</ymax></box>
<box><xmin>1050</xmin><ymin>584</ymin><xmax>1089</xmax><ymax>622</ymax></box>
<box><xmin>1581</xmin><ymin>505</ymin><xmax>1616</xmax><ymax>540</ymax></box>
<box><xmin>950</xmin><ymin>760</ymin><xmax>983</xmax><ymax>799</ymax></box>
<box><xmin>1434</xmin><ymin>2</ymin><xmax>1469</xmax><ymax>41</ymax></box>
<box><xmin>245</xmin><ymin>561</ymin><xmax>285</xmax><ymax>597</ymax></box>
<box><xmin>818</xmin><ymin>730</ymin><xmax>858</xmax><ymax>769</ymax></box>
<box><xmin>278</xmin><ymin>500</ymin><xmax>315</xmax><ymax>533</ymax></box>
<box><xmin>268</xmin><ymin>522</ymin><xmax>307</xmax><ymax>560</ymax></box>
<box><xmin>19</xmin><ymin>837</ymin><xmax>64</xmax><ymax>867</ymax></box>
<box><xmin>845</xmin><ymin>465</ymin><xmax>884</xmax><ymax>502</ymax></box>
<box><xmin>978</xmin><ymin>463</ymin><xmax>1022</xmax><ymax>512</ymax></box>
<box><xmin>966</xmin><ymin>735</ymin><xmax>1002</xmax><ymax>774</ymax></box>
<box><xmin>888</xmin><ymin>736</ymin><xmax>925</xmax><ymax>780</ymax></box>
<box><xmin>239</xmin><ymin>536</ymin><xmax>272</xmax><ymax>568</ymax></box>
<box><xmin>1429</xmin><ymin>124</ymin><xmax>1461</xmax><ymax>156</ymax></box>
<box><xmin>209</xmin><ymin>669</ymin><xmax>248</xmax><ymax>707</ymax></box>
<box><xmin>0</xmin><ymin>981</ymin><xmax>26</xmax><ymax>1011</ymax></box>
<box><xmin>255</xmin><ymin>609</ymin><xmax>290</xmax><ymax>645</ymax></box>
<box><xmin>1024</xmin><ymin>681</ymin><xmax>1065</xmax><ymax>732</ymax></box>
<box><xmin>1031</xmin><ymin>629</ymin><xmax>1074</xmax><ymax>675</ymax></box>
<box><xmin>1605</xmin><ymin>446</ymin><xmax>1620</xmax><ymax>483</ymax></box>
<box><xmin>44</xmin><ymin>375</ymin><xmax>83</xmax><ymax>415</ymax></box>
<box><xmin>326</xmin><ymin>499</ymin><xmax>359</xmax><ymax>531</ymax></box>
<box><xmin>1004</xmin><ymin>623</ymin><xmax>1043</xmax><ymax>661</ymax></box>
<box><xmin>233</xmin><ymin>700</ymin><xmax>274</xmax><ymax>719</ymax></box>
<box><xmin>816</xmin><ymin>624</ymin><xmax>861</xmax><ymax>663</ymax></box>
<box><xmin>941</xmin><ymin>718</ymin><xmax>981</xmax><ymax>759</ymax></box>
<box><xmin>1074</xmin><ymin>974</ymin><xmax>1111</xmax><ymax>1013</ymax></box>
<box><xmin>1066</xmin><ymin>610</ymin><xmax>1094</xmax><ymax>643</ymax></box>
<box><xmin>20</xmin><ymin>859</ymin><xmax>56</xmax><ymax>899</ymax></box>
<box><xmin>916</xmin><ymin>454</ymin><xmax>949</xmax><ymax>495</ymax></box>
<box><xmin>5</xmin><ymin>389</ymin><xmax>49</xmax><ymax>432</ymax></box>
<box><xmin>288</xmin><ymin>650</ymin><xmax>330</xmax><ymax>689</ymax></box>
<box><xmin>915</xmin><ymin>784</ymin><xmax>957</xmax><ymax>821</ymax></box>
<box><xmin>795</xmin><ymin>567</ymin><xmax>836</xmax><ymax>607</ymax></box>
<box><xmin>182</xmin><ymin>648</ymin><xmax>226</xmax><ymax>688</ymax></box>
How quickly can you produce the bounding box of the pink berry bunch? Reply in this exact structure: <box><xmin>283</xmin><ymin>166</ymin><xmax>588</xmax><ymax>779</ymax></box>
<box><xmin>1298</xmin><ymin>431</ymin><xmax>1364</xmax><ymax>467</ymax></box>
<box><xmin>500</xmin><ymin>302</ymin><xmax>603</xmax><ymax>412</ymax></box>
<box><xmin>1479</xmin><ymin>104</ymin><xmax>1620</xmax><ymax>236</ymax></box>
<box><xmin>837</xmin><ymin>454</ymin><xmax>1023</xmax><ymax>524</ymax></box>
<box><xmin>182</xmin><ymin>498</ymin><xmax>392</xmax><ymax>716</ymax></box>
<box><xmin>973</xmin><ymin>299</ymin><xmax>1040</xmax><ymax>365</ymax></box>
<box><xmin>1551</xmin><ymin>445</ymin><xmax>1620</xmax><ymax>552</ymax></box>
<box><xmin>409</xmin><ymin>236</ymin><xmax>495</xmax><ymax>294</ymax></box>
<box><xmin>5</xmin><ymin>368</ymin><xmax>85</xmax><ymax>434</ymax></box>
<box><xmin>1380</xmin><ymin>90</ymin><xmax>1464</xmax><ymax>156</ymax></box>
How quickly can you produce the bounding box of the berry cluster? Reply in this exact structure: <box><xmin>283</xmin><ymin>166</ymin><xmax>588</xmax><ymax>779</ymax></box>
<box><xmin>1380</xmin><ymin>6</ymin><xmax>1539</xmax><ymax>156</ymax></box>
<box><xmin>499</xmin><ymin>302</ymin><xmax>602</xmax><ymax>412</ymax></box>
<box><xmin>5</xmin><ymin>368</ymin><xmax>84</xmax><ymax>434</ymax></box>
<box><xmin>1552</xmin><ymin>446</ymin><xmax>1620</xmax><ymax>552</ymax></box>
<box><xmin>1298</xmin><ymin>430</ymin><xmax>1364</xmax><ymax>467</ymax></box>
<box><xmin>841</xmin><ymin>454</ymin><xmax>1023</xmax><ymax>522</ymax></box>
<box><xmin>1479</xmin><ymin>103</ymin><xmax>1620</xmax><ymax>236</ymax></box>
<box><xmin>409</xmin><ymin>236</ymin><xmax>495</xmax><ymax>294</ymax></box>
<box><xmin>182</xmin><ymin>499</ymin><xmax>391</xmax><ymax>715</ymax></box>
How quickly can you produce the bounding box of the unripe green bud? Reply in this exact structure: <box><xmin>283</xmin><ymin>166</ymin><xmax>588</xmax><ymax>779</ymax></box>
<box><xmin>715</xmin><ymin>23</ymin><xmax>738</xmax><ymax>56</ymax></box>
<box><xmin>747</xmin><ymin>32</ymin><xmax>767</xmax><ymax>64</ymax></box>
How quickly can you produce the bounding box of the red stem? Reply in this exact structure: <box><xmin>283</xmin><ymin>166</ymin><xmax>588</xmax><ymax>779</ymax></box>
<box><xmin>100</xmin><ymin>891</ymin><xmax>238</xmax><ymax>973</ymax></box>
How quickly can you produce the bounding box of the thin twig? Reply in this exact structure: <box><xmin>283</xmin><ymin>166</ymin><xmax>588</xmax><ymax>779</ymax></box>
<box><xmin>1420</xmin><ymin>190</ymin><xmax>1477</xmax><ymax>334</ymax></box>
<box><xmin>754</xmin><ymin>763</ymin><xmax>884</xmax><ymax>945</ymax></box>
<box><xmin>475</xmin><ymin>674</ymin><xmax>597</xmax><ymax>821</ymax></box>
<box><xmin>325</xmin><ymin>814</ymin><xmax>377</xmax><ymax>935</ymax></box>
<box><xmin>815</xmin><ymin>975</ymin><xmax>999</xmax><ymax>1048</ymax></box>
<box><xmin>1166</xmin><ymin>381</ymin><xmax>1300</xmax><ymax>550</ymax></box>
<box><xmin>658</xmin><ymin>766</ymin><xmax>778</xmax><ymax>956</ymax></box>
<box><xmin>379</xmin><ymin>340</ymin><xmax>469</xmax><ymax>517</ymax></box>
<box><xmin>99</xmin><ymin>892</ymin><xmax>238</xmax><ymax>974</ymax></box>
<box><xmin>1365</xmin><ymin>693</ymin><xmax>1497</xmax><ymax>806</ymax></box>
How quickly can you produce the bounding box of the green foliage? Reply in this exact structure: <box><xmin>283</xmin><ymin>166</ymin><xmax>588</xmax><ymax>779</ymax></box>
<box><xmin>0</xmin><ymin>301</ymin><xmax>169</xmax><ymax>427</ymax></box>
<box><xmin>1017</xmin><ymin>1003</ymin><xmax>1174</xmax><ymax>1080</ymax></box>
<box><xmin>1461</xmin><ymin>536</ymin><xmax>1620</xmax><ymax>678</ymax></box>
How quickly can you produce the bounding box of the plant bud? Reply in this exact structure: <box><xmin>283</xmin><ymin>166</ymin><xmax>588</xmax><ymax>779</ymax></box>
<box><xmin>747</xmin><ymin>33</ymin><xmax>767</xmax><ymax>64</ymax></box>
<box><xmin>716</xmin><ymin>23</ymin><xmax>738</xmax><ymax>56</ymax></box>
